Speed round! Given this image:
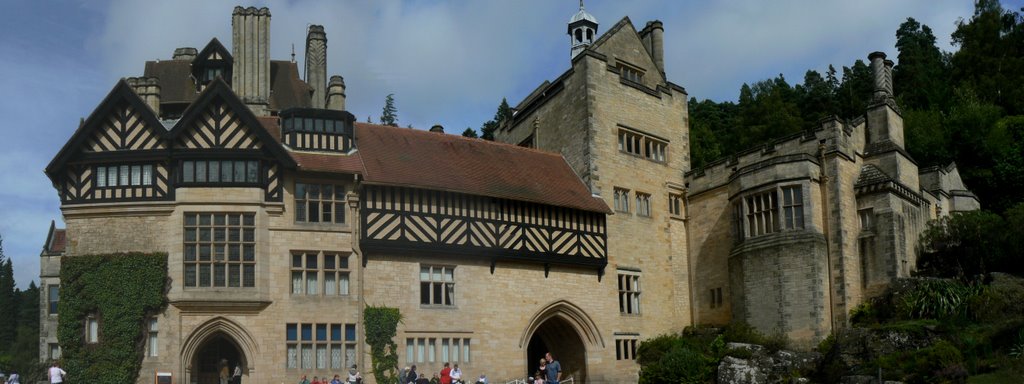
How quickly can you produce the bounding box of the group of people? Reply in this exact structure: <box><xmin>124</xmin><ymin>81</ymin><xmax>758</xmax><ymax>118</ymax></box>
<box><xmin>532</xmin><ymin>352</ymin><xmax>561</xmax><ymax>384</ymax></box>
<box><xmin>217</xmin><ymin>359</ymin><xmax>243</xmax><ymax>384</ymax></box>
<box><xmin>402</xmin><ymin>363</ymin><xmax>486</xmax><ymax>384</ymax></box>
<box><xmin>2</xmin><ymin>361</ymin><xmax>67</xmax><ymax>384</ymax></box>
<box><xmin>296</xmin><ymin>365</ymin><xmax>362</xmax><ymax>384</ymax></box>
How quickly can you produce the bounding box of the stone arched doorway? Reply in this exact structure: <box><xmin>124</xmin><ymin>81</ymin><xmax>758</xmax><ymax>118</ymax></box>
<box><xmin>520</xmin><ymin>300</ymin><xmax>603</xmax><ymax>383</ymax></box>
<box><xmin>192</xmin><ymin>334</ymin><xmax>244</xmax><ymax>384</ymax></box>
<box><xmin>181</xmin><ymin>317</ymin><xmax>259</xmax><ymax>384</ymax></box>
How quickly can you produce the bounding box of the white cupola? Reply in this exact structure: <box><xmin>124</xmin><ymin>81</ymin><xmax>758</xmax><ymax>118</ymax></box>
<box><xmin>568</xmin><ymin>0</ymin><xmax>598</xmax><ymax>59</ymax></box>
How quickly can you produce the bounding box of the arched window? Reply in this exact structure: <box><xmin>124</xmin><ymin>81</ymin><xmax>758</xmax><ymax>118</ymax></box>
<box><xmin>586</xmin><ymin>29</ymin><xmax>593</xmax><ymax>41</ymax></box>
<box><xmin>575</xmin><ymin>29</ymin><xmax>583</xmax><ymax>43</ymax></box>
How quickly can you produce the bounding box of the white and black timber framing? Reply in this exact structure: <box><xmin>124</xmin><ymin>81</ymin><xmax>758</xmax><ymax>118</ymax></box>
<box><xmin>360</xmin><ymin>185</ymin><xmax>608</xmax><ymax>276</ymax></box>
<box><xmin>279</xmin><ymin>107</ymin><xmax>356</xmax><ymax>153</ymax></box>
<box><xmin>46</xmin><ymin>78</ymin><xmax>296</xmax><ymax>204</ymax></box>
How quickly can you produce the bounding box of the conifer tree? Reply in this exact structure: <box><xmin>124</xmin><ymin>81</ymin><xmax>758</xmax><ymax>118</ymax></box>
<box><xmin>0</xmin><ymin>235</ymin><xmax>16</xmax><ymax>353</ymax></box>
<box><xmin>380</xmin><ymin>94</ymin><xmax>399</xmax><ymax>127</ymax></box>
<box><xmin>462</xmin><ymin>128</ymin><xmax>479</xmax><ymax>138</ymax></box>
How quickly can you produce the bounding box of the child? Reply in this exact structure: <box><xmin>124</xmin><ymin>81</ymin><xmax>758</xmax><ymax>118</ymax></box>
<box><xmin>533</xmin><ymin>371</ymin><xmax>544</xmax><ymax>384</ymax></box>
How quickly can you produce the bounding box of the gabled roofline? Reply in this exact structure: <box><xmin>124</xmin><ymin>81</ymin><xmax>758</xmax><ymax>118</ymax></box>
<box><xmin>45</xmin><ymin>79</ymin><xmax>168</xmax><ymax>180</ymax></box>
<box><xmin>168</xmin><ymin>78</ymin><xmax>297</xmax><ymax>168</ymax></box>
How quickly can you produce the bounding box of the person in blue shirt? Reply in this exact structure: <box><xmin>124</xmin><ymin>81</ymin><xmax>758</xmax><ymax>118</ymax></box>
<box><xmin>544</xmin><ymin>352</ymin><xmax>561</xmax><ymax>384</ymax></box>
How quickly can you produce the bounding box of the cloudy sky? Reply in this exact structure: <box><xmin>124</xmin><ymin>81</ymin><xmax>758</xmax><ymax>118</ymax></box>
<box><xmin>0</xmin><ymin>0</ymin><xmax>1009</xmax><ymax>288</ymax></box>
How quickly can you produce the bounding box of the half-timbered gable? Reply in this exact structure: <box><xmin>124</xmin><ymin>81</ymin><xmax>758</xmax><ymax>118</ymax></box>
<box><xmin>169</xmin><ymin>78</ymin><xmax>295</xmax><ymax>201</ymax></box>
<box><xmin>45</xmin><ymin>80</ymin><xmax>172</xmax><ymax>204</ymax></box>
<box><xmin>191</xmin><ymin>38</ymin><xmax>233</xmax><ymax>88</ymax></box>
<box><xmin>354</xmin><ymin>123</ymin><xmax>610</xmax><ymax>274</ymax></box>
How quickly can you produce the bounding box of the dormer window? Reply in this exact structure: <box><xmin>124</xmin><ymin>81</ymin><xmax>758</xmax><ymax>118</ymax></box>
<box><xmin>280</xmin><ymin>108</ymin><xmax>356</xmax><ymax>153</ymax></box>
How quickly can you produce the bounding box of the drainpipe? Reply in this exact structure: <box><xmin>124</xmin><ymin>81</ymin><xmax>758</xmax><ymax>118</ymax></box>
<box><xmin>818</xmin><ymin>142</ymin><xmax>837</xmax><ymax>333</ymax></box>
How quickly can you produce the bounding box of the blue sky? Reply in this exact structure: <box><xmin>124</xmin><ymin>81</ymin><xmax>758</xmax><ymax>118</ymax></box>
<box><xmin>0</xmin><ymin>0</ymin><xmax>1008</xmax><ymax>288</ymax></box>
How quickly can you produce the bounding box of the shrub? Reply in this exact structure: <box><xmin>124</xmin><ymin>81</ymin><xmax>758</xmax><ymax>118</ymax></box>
<box><xmin>637</xmin><ymin>333</ymin><xmax>722</xmax><ymax>384</ymax></box>
<box><xmin>722</xmin><ymin>321</ymin><xmax>789</xmax><ymax>352</ymax></box>
<box><xmin>897</xmin><ymin>279</ymin><xmax>984</xmax><ymax>321</ymax></box>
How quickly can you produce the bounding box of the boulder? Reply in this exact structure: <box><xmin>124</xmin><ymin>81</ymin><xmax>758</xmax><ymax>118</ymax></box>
<box><xmin>718</xmin><ymin>356</ymin><xmax>767</xmax><ymax>384</ymax></box>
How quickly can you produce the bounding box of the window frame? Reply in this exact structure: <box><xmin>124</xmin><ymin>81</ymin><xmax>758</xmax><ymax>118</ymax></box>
<box><xmin>613</xmin><ymin>188</ymin><xmax>630</xmax><ymax>213</ymax></box>
<box><xmin>420</xmin><ymin>265</ymin><xmax>456</xmax><ymax>307</ymax></box>
<box><xmin>635</xmin><ymin>192</ymin><xmax>652</xmax><ymax>217</ymax></box>
<box><xmin>618</xmin><ymin>63</ymin><xmax>644</xmax><ymax>83</ymax></box>
<box><xmin>48</xmin><ymin>284</ymin><xmax>59</xmax><ymax>315</ymax></box>
<box><xmin>179</xmin><ymin>159</ymin><xmax>261</xmax><ymax>186</ymax></box>
<box><xmin>616</xmin><ymin>127</ymin><xmax>668</xmax><ymax>164</ymax></box>
<box><xmin>294</xmin><ymin>182</ymin><xmax>348</xmax><ymax>225</ymax></box>
<box><xmin>147</xmin><ymin>317</ymin><xmax>159</xmax><ymax>357</ymax></box>
<box><xmin>85</xmin><ymin>315</ymin><xmax>99</xmax><ymax>344</ymax></box>
<box><xmin>733</xmin><ymin>184</ymin><xmax>808</xmax><ymax>241</ymax></box>
<box><xmin>405</xmin><ymin>336</ymin><xmax>471</xmax><ymax>365</ymax></box>
<box><xmin>614</xmin><ymin>334</ymin><xmax>639</xmax><ymax>361</ymax></box>
<box><xmin>290</xmin><ymin>251</ymin><xmax>351</xmax><ymax>297</ymax></box>
<box><xmin>617</xmin><ymin>270</ymin><xmax>642</xmax><ymax>315</ymax></box>
<box><xmin>668</xmin><ymin>193</ymin><xmax>684</xmax><ymax>217</ymax></box>
<box><xmin>286</xmin><ymin>322</ymin><xmax>357</xmax><ymax>371</ymax></box>
<box><xmin>95</xmin><ymin>164</ymin><xmax>154</xmax><ymax>188</ymax></box>
<box><xmin>182</xmin><ymin>212</ymin><xmax>257</xmax><ymax>288</ymax></box>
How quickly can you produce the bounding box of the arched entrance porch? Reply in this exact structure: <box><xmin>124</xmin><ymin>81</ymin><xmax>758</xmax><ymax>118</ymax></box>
<box><xmin>520</xmin><ymin>300</ymin><xmax>603</xmax><ymax>383</ymax></box>
<box><xmin>181</xmin><ymin>317</ymin><xmax>260</xmax><ymax>384</ymax></box>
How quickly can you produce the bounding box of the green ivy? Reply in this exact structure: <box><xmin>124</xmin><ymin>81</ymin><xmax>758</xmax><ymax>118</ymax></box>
<box><xmin>58</xmin><ymin>253</ymin><xmax>168</xmax><ymax>384</ymax></box>
<box><xmin>364</xmin><ymin>305</ymin><xmax>402</xmax><ymax>384</ymax></box>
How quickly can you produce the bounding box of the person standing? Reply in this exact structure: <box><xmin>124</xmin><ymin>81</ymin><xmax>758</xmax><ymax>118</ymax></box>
<box><xmin>232</xmin><ymin>364</ymin><xmax>242</xmax><ymax>384</ymax></box>
<box><xmin>544</xmin><ymin>352</ymin><xmax>561</xmax><ymax>384</ymax></box>
<box><xmin>6</xmin><ymin>371</ymin><xmax>19</xmax><ymax>384</ymax></box>
<box><xmin>297</xmin><ymin>374</ymin><xmax>311</xmax><ymax>384</ymax></box>
<box><xmin>440</xmin><ymin>362</ymin><xmax>452</xmax><ymax>384</ymax></box>
<box><xmin>47</xmin><ymin>361</ymin><xmax>66</xmax><ymax>384</ymax></box>
<box><xmin>218</xmin><ymin>359</ymin><xmax>230</xmax><ymax>384</ymax></box>
<box><xmin>406</xmin><ymin>365</ymin><xmax>419</xmax><ymax>384</ymax></box>
<box><xmin>450</xmin><ymin>364</ymin><xmax>462</xmax><ymax>384</ymax></box>
<box><xmin>347</xmin><ymin>364</ymin><xmax>362</xmax><ymax>383</ymax></box>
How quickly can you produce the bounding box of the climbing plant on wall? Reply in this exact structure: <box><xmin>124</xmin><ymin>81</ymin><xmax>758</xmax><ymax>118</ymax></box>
<box><xmin>364</xmin><ymin>305</ymin><xmax>402</xmax><ymax>384</ymax></box>
<box><xmin>58</xmin><ymin>252</ymin><xmax>168</xmax><ymax>384</ymax></box>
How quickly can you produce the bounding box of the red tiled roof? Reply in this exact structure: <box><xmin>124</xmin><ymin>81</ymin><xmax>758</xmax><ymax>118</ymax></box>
<box><xmin>354</xmin><ymin>123</ymin><xmax>610</xmax><ymax>213</ymax></box>
<box><xmin>257</xmin><ymin>116</ymin><xmax>282</xmax><ymax>141</ymax></box>
<box><xmin>291</xmin><ymin>151</ymin><xmax>364</xmax><ymax>174</ymax></box>
<box><xmin>50</xmin><ymin>229</ymin><xmax>66</xmax><ymax>253</ymax></box>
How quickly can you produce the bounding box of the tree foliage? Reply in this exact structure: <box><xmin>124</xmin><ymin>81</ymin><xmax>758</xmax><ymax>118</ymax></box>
<box><xmin>917</xmin><ymin>207</ymin><xmax>1024</xmax><ymax>279</ymax></box>
<box><xmin>479</xmin><ymin>98</ymin><xmax>512</xmax><ymax>141</ymax></box>
<box><xmin>58</xmin><ymin>253</ymin><xmax>168</xmax><ymax>384</ymax></box>
<box><xmin>0</xmin><ymin>235</ymin><xmax>15</xmax><ymax>354</ymax></box>
<box><xmin>363</xmin><ymin>305</ymin><xmax>402</xmax><ymax>384</ymax></box>
<box><xmin>461</xmin><ymin>128</ymin><xmax>479</xmax><ymax>138</ymax></box>
<box><xmin>381</xmin><ymin>94</ymin><xmax>399</xmax><ymax>127</ymax></box>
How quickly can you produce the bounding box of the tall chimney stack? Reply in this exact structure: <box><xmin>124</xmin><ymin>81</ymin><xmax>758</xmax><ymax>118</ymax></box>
<box><xmin>327</xmin><ymin>75</ymin><xmax>346</xmax><ymax>111</ymax></box>
<box><xmin>305</xmin><ymin>25</ymin><xmax>328</xmax><ymax>109</ymax></box>
<box><xmin>648</xmin><ymin>20</ymin><xmax>664</xmax><ymax>76</ymax></box>
<box><xmin>231</xmin><ymin>6</ymin><xmax>271</xmax><ymax>115</ymax></box>
<box><xmin>868</xmin><ymin>51</ymin><xmax>892</xmax><ymax>101</ymax></box>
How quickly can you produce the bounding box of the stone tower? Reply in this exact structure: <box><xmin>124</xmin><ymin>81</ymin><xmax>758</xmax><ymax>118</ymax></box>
<box><xmin>305</xmin><ymin>25</ymin><xmax>328</xmax><ymax>109</ymax></box>
<box><xmin>231</xmin><ymin>6</ymin><xmax>271</xmax><ymax>115</ymax></box>
<box><xmin>568</xmin><ymin>0</ymin><xmax>598</xmax><ymax>59</ymax></box>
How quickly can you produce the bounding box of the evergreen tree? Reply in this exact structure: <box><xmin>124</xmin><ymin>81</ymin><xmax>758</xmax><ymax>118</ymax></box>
<box><xmin>480</xmin><ymin>98</ymin><xmax>512</xmax><ymax>141</ymax></box>
<box><xmin>795</xmin><ymin>70</ymin><xmax>837</xmax><ymax>128</ymax></box>
<box><xmin>893</xmin><ymin>18</ymin><xmax>950</xmax><ymax>110</ymax></box>
<box><xmin>835</xmin><ymin>60</ymin><xmax>874</xmax><ymax>119</ymax></box>
<box><xmin>461</xmin><ymin>128</ymin><xmax>479</xmax><ymax>138</ymax></box>
<box><xmin>0</xmin><ymin>235</ymin><xmax>16</xmax><ymax>353</ymax></box>
<box><xmin>950</xmin><ymin>0</ymin><xmax>1024</xmax><ymax>115</ymax></box>
<box><xmin>380</xmin><ymin>94</ymin><xmax>399</xmax><ymax>127</ymax></box>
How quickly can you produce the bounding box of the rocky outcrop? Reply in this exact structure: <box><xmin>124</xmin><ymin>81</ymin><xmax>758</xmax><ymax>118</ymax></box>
<box><xmin>716</xmin><ymin>343</ymin><xmax>820</xmax><ymax>383</ymax></box>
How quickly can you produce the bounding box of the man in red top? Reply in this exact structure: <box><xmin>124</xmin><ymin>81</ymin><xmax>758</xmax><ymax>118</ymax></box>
<box><xmin>439</xmin><ymin>362</ymin><xmax>452</xmax><ymax>384</ymax></box>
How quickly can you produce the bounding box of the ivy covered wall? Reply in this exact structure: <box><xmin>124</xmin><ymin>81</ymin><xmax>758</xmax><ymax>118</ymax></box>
<box><xmin>57</xmin><ymin>252</ymin><xmax>168</xmax><ymax>384</ymax></box>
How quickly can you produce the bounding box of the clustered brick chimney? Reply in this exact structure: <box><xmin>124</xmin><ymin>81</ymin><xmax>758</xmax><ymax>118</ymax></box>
<box><xmin>126</xmin><ymin>77</ymin><xmax>161</xmax><ymax>116</ymax></box>
<box><xmin>231</xmin><ymin>6</ymin><xmax>271</xmax><ymax>115</ymax></box>
<box><xmin>868</xmin><ymin>51</ymin><xmax>894</xmax><ymax>102</ymax></box>
<box><xmin>172</xmin><ymin>47</ymin><xmax>198</xmax><ymax>61</ymax></box>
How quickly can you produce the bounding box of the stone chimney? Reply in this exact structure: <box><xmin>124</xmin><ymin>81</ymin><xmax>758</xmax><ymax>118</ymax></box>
<box><xmin>172</xmin><ymin>47</ymin><xmax>198</xmax><ymax>61</ymax></box>
<box><xmin>126</xmin><ymin>77</ymin><xmax>161</xmax><ymax>116</ymax></box>
<box><xmin>430</xmin><ymin>124</ymin><xmax>444</xmax><ymax>133</ymax></box>
<box><xmin>643</xmin><ymin>21</ymin><xmax>665</xmax><ymax>76</ymax></box>
<box><xmin>231</xmin><ymin>6</ymin><xmax>271</xmax><ymax>115</ymax></box>
<box><xmin>327</xmin><ymin>75</ymin><xmax>346</xmax><ymax>111</ymax></box>
<box><xmin>305</xmin><ymin>25</ymin><xmax>328</xmax><ymax>109</ymax></box>
<box><xmin>869</xmin><ymin>51</ymin><xmax>893</xmax><ymax>102</ymax></box>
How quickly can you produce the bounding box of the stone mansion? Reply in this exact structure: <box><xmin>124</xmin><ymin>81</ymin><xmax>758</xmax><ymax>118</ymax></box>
<box><xmin>39</xmin><ymin>4</ymin><xmax>978</xmax><ymax>384</ymax></box>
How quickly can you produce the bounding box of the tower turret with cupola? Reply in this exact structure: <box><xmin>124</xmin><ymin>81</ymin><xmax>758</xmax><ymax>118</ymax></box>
<box><xmin>568</xmin><ymin>0</ymin><xmax>598</xmax><ymax>59</ymax></box>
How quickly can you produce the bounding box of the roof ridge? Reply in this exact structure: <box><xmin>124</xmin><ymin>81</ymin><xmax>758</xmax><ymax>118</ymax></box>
<box><xmin>353</xmin><ymin>123</ymin><xmax>566</xmax><ymax>158</ymax></box>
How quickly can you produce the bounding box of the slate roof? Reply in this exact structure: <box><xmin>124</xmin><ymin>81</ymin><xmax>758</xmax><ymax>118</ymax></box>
<box><xmin>855</xmin><ymin>164</ymin><xmax>893</xmax><ymax>187</ymax></box>
<box><xmin>353</xmin><ymin>123</ymin><xmax>610</xmax><ymax>213</ymax></box>
<box><xmin>143</xmin><ymin>60</ymin><xmax>312</xmax><ymax>110</ymax></box>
